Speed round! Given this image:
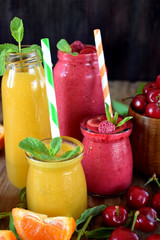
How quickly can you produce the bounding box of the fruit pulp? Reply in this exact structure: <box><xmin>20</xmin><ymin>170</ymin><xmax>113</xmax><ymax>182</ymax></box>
<box><xmin>1</xmin><ymin>66</ymin><xmax>51</xmax><ymax>188</ymax></box>
<box><xmin>53</xmin><ymin>45</ymin><xmax>105</xmax><ymax>141</ymax></box>
<box><xmin>80</xmin><ymin>115</ymin><xmax>133</xmax><ymax>195</ymax></box>
<box><xmin>26</xmin><ymin>137</ymin><xmax>87</xmax><ymax>220</ymax></box>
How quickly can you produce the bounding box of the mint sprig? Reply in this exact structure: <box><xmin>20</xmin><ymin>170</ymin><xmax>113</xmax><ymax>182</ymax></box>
<box><xmin>0</xmin><ymin>16</ymin><xmax>43</xmax><ymax>76</ymax></box>
<box><xmin>18</xmin><ymin>137</ymin><xmax>80</xmax><ymax>161</ymax></box>
<box><xmin>105</xmin><ymin>103</ymin><xmax>133</xmax><ymax>127</ymax></box>
<box><xmin>57</xmin><ymin>39</ymin><xmax>78</xmax><ymax>56</ymax></box>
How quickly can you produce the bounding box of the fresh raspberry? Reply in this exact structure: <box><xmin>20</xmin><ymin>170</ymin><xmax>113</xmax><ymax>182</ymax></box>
<box><xmin>70</xmin><ymin>41</ymin><xmax>85</xmax><ymax>53</ymax></box>
<box><xmin>98</xmin><ymin>120</ymin><xmax>116</xmax><ymax>134</ymax></box>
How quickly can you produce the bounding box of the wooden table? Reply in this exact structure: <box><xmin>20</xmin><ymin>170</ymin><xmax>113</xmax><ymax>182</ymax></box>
<box><xmin>0</xmin><ymin>81</ymin><xmax>160</xmax><ymax>239</ymax></box>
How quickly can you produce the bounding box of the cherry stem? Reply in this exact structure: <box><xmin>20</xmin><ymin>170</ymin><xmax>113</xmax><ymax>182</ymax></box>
<box><xmin>131</xmin><ymin>211</ymin><xmax>139</xmax><ymax>231</ymax></box>
<box><xmin>115</xmin><ymin>206</ymin><xmax>119</xmax><ymax>217</ymax></box>
<box><xmin>144</xmin><ymin>173</ymin><xmax>160</xmax><ymax>188</ymax></box>
<box><xmin>122</xmin><ymin>97</ymin><xmax>134</xmax><ymax>102</ymax></box>
<box><xmin>156</xmin><ymin>218</ymin><xmax>160</xmax><ymax>222</ymax></box>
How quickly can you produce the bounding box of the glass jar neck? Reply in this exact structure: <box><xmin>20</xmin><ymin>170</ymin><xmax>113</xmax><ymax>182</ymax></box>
<box><xmin>5</xmin><ymin>49</ymin><xmax>41</xmax><ymax>72</ymax></box>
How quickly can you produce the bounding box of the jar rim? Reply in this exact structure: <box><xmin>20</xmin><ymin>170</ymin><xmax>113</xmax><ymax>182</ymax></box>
<box><xmin>25</xmin><ymin>136</ymin><xmax>84</xmax><ymax>168</ymax></box>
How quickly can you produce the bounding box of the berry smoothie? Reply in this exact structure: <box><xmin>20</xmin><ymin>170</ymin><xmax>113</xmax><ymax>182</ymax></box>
<box><xmin>53</xmin><ymin>41</ymin><xmax>105</xmax><ymax>141</ymax></box>
<box><xmin>80</xmin><ymin>115</ymin><xmax>133</xmax><ymax>196</ymax></box>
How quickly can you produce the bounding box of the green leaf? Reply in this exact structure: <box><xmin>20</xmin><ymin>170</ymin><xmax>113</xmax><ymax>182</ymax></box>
<box><xmin>18</xmin><ymin>137</ymin><xmax>50</xmax><ymax>160</ymax></box>
<box><xmin>105</xmin><ymin>103</ymin><xmax>112</xmax><ymax>122</ymax></box>
<box><xmin>10</xmin><ymin>17</ymin><xmax>24</xmax><ymax>44</ymax></box>
<box><xmin>116</xmin><ymin>116</ymin><xmax>133</xmax><ymax>128</ymax></box>
<box><xmin>49</xmin><ymin>137</ymin><xmax>62</xmax><ymax>156</ymax></box>
<box><xmin>136</xmin><ymin>83</ymin><xmax>146</xmax><ymax>95</ymax></box>
<box><xmin>0</xmin><ymin>43</ymin><xmax>18</xmax><ymax>53</ymax></box>
<box><xmin>0</xmin><ymin>211</ymin><xmax>10</xmax><ymax>219</ymax></box>
<box><xmin>76</xmin><ymin>205</ymin><xmax>106</xmax><ymax>230</ymax></box>
<box><xmin>22</xmin><ymin>44</ymin><xmax>43</xmax><ymax>60</ymax></box>
<box><xmin>70</xmin><ymin>52</ymin><xmax>78</xmax><ymax>56</ymax></box>
<box><xmin>85</xmin><ymin>227</ymin><xmax>114</xmax><ymax>239</ymax></box>
<box><xmin>112</xmin><ymin>112</ymin><xmax>118</xmax><ymax>125</ymax></box>
<box><xmin>54</xmin><ymin>146</ymin><xmax>80</xmax><ymax>161</ymax></box>
<box><xmin>56</xmin><ymin>39</ymin><xmax>71</xmax><ymax>53</ymax></box>
<box><xmin>9</xmin><ymin>213</ymin><xmax>20</xmax><ymax>239</ymax></box>
<box><xmin>112</xmin><ymin>100</ymin><xmax>129</xmax><ymax>116</ymax></box>
<box><xmin>19</xmin><ymin>187</ymin><xmax>27</xmax><ymax>208</ymax></box>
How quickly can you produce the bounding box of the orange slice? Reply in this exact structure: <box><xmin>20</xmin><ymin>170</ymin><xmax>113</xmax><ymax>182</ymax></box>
<box><xmin>12</xmin><ymin>208</ymin><xmax>76</xmax><ymax>240</ymax></box>
<box><xmin>0</xmin><ymin>230</ymin><xmax>16</xmax><ymax>240</ymax></box>
<box><xmin>0</xmin><ymin>124</ymin><xmax>4</xmax><ymax>150</ymax></box>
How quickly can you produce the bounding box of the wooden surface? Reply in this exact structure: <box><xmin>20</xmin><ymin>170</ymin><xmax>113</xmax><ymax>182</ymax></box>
<box><xmin>0</xmin><ymin>81</ymin><xmax>160</xmax><ymax>239</ymax></box>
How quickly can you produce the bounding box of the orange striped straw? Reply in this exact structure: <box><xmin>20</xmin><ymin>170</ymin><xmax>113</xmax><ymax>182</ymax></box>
<box><xmin>94</xmin><ymin>29</ymin><xmax>113</xmax><ymax>115</ymax></box>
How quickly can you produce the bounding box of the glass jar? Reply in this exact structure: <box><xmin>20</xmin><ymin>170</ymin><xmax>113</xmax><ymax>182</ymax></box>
<box><xmin>26</xmin><ymin>136</ymin><xmax>87</xmax><ymax>220</ymax></box>
<box><xmin>53</xmin><ymin>49</ymin><xmax>105</xmax><ymax>141</ymax></box>
<box><xmin>80</xmin><ymin>115</ymin><xmax>133</xmax><ymax>196</ymax></box>
<box><xmin>1</xmin><ymin>49</ymin><xmax>51</xmax><ymax>188</ymax></box>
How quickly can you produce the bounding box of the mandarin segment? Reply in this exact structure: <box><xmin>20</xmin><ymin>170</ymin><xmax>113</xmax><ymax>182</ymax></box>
<box><xmin>12</xmin><ymin>208</ymin><xmax>76</xmax><ymax>240</ymax></box>
<box><xmin>0</xmin><ymin>230</ymin><xmax>16</xmax><ymax>240</ymax></box>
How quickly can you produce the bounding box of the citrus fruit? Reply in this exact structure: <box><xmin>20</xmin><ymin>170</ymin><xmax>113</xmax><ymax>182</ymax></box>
<box><xmin>12</xmin><ymin>208</ymin><xmax>76</xmax><ymax>240</ymax></box>
<box><xmin>0</xmin><ymin>230</ymin><xmax>16</xmax><ymax>240</ymax></box>
<box><xmin>0</xmin><ymin>124</ymin><xmax>4</xmax><ymax>150</ymax></box>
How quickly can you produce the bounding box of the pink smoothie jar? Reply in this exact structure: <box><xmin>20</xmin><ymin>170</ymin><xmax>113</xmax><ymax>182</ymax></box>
<box><xmin>80</xmin><ymin>116</ymin><xmax>133</xmax><ymax>196</ymax></box>
<box><xmin>53</xmin><ymin>47</ymin><xmax>105</xmax><ymax>141</ymax></box>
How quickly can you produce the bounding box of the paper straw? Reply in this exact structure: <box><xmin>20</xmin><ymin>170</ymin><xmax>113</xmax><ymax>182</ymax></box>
<box><xmin>41</xmin><ymin>38</ymin><xmax>60</xmax><ymax>138</ymax></box>
<box><xmin>94</xmin><ymin>29</ymin><xmax>113</xmax><ymax>115</ymax></box>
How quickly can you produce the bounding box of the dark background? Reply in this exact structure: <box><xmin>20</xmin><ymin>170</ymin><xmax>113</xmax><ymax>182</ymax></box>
<box><xmin>1</xmin><ymin>0</ymin><xmax>160</xmax><ymax>81</ymax></box>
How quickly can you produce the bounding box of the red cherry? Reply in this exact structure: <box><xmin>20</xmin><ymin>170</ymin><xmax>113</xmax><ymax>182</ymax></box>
<box><xmin>131</xmin><ymin>94</ymin><xmax>147</xmax><ymax>113</ymax></box>
<box><xmin>135</xmin><ymin>207</ymin><xmax>158</xmax><ymax>233</ymax></box>
<box><xmin>143</xmin><ymin>82</ymin><xmax>158</xmax><ymax>95</ymax></box>
<box><xmin>127</xmin><ymin>186</ymin><xmax>150</xmax><ymax>209</ymax></box>
<box><xmin>109</xmin><ymin>226</ymin><xmax>139</xmax><ymax>240</ymax></box>
<box><xmin>152</xmin><ymin>192</ymin><xmax>160</xmax><ymax>215</ymax></box>
<box><xmin>156</xmin><ymin>74</ymin><xmax>160</xmax><ymax>88</ymax></box>
<box><xmin>147</xmin><ymin>89</ymin><xmax>160</xmax><ymax>103</ymax></box>
<box><xmin>102</xmin><ymin>206</ymin><xmax>128</xmax><ymax>227</ymax></box>
<box><xmin>146</xmin><ymin>234</ymin><xmax>160</xmax><ymax>240</ymax></box>
<box><xmin>80</xmin><ymin>47</ymin><xmax>96</xmax><ymax>54</ymax></box>
<box><xmin>145</xmin><ymin>102</ymin><xmax>160</xmax><ymax>118</ymax></box>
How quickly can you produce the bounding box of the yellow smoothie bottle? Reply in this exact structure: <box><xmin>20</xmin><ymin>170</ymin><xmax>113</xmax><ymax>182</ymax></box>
<box><xmin>1</xmin><ymin>50</ymin><xmax>51</xmax><ymax>188</ymax></box>
<box><xmin>26</xmin><ymin>136</ymin><xmax>87</xmax><ymax>220</ymax></box>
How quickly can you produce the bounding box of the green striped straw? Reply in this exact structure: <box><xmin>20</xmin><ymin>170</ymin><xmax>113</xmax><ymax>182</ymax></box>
<box><xmin>41</xmin><ymin>38</ymin><xmax>60</xmax><ymax>138</ymax></box>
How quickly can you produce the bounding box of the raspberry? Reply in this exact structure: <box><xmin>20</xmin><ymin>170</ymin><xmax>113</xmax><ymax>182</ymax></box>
<box><xmin>98</xmin><ymin>120</ymin><xmax>116</xmax><ymax>134</ymax></box>
<box><xmin>70</xmin><ymin>41</ymin><xmax>85</xmax><ymax>53</ymax></box>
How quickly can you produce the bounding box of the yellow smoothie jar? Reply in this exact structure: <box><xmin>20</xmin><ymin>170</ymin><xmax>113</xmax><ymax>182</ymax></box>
<box><xmin>1</xmin><ymin>50</ymin><xmax>51</xmax><ymax>188</ymax></box>
<box><xmin>26</xmin><ymin>136</ymin><xmax>87</xmax><ymax>220</ymax></box>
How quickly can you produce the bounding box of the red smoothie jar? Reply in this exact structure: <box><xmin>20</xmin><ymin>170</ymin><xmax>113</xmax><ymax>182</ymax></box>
<box><xmin>53</xmin><ymin>48</ymin><xmax>105</xmax><ymax>141</ymax></box>
<box><xmin>80</xmin><ymin>116</ymin><xmax>133</xmax><ymax>196</ymax></box>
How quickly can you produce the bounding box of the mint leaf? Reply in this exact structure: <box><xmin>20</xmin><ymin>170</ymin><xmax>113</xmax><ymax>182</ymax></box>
<box><xmin>54</xmin><ymin>146</ymin><xmax>80</xmax><ymax>161</ymax></box>
<box><xmin>9</xmin><ymin>213</ymin><xmax>20</xmax><ymax>239</ymax></box>
<box><xmin>18</xmin><ymin>137</ymin><xmax>50</xmax><ymax>160</ymax></box>
<box><xmin>22</xmin><ymin>44</ymin><xmax>43</xmax><ymax>60</ymax></box>
<box><xmin>70</xmin><ymin>52</ymin><xmax>78</xmax><ymax>56</ymax></box>
<box><xmin>10</xmin><ymin>17</ymin><xmax>24</xmax><ymax>52</ymax></box>
<box><xmin>0</xmin><ymin>45</ymin><xmax>18</xmax><ymax>76</ymax></box>
<box><xmin>116</xmin><ymin>116</ymin><xmax>133</xmax><ymax>128</ymax></box>
<box><xmin>136</xmin><ymin>82</ymin><xmax>146</xmax><ymax>95</ymax></box>
<box><xmin>49</xmin><ymin>137</ymin><xmax>62</xmax><ymax>156</ymax></box>
<box><xmin>57</xmin><ymin>39</ymin><xmax>71</xmax><ymax>53</ymax></box>
<box><xmin>76</xmin><ymin>205</ymin><xmax>106</xmax><ymax>230</ymax></box>
<box><xmin>112</xmin><ymin>100</ymin><xmax>129</xmax><ymax>116</ymax></box>
<box><xmin>85</xmin><ymin>227</ymin><xmax>114</xmax><ymax>238</ymax></box>
<box><xmin>112</xmin><ymin>112</ymin><xmax>118</xmax><ymax>125</ymax></box>
<box><xmin>105</xmin><ymin>103</ymin><xmax>112</xmax><ymax>122</ymax></box>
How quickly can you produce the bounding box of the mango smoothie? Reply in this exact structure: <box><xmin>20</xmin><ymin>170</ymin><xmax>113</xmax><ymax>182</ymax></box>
<box><xmin>1</xmin><ymin>52</ymin><xmax>51</xmax><ymax>188</ymax></box>
<box><xmin>26</xmin><ymin>137</ymin><xmax>87</xmax><ymax>220</ymax></box>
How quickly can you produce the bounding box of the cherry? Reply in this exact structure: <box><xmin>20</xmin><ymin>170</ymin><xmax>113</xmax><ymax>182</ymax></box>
<box><xmin>143</xmin><ymin>82</ymin><xmax>158</xmax><ymax>95</ymax></box>
<box><xmin>127</xmin><ymin>185</ymin><xmax>150</xmax><ymax>209</ymax></box>
<box><xmin>108</xmin><ymin>226</ymin><xmax>139</xmax><ymax>240</ymax></box>
<box><xmin>147</xmin><ymin>89</ymin><xmax>160</xmax><ymax>103</ymax></box>
<box><xmin>102</xmin><ymin>206</ymin><xmax>128</xmax><ymax>227</ymax></box>
<box><xmin>156</xmin><ymin>74</ymin><xmax>160</xmax><ymax>88</ymax></box>
<box><xmin>145</xmin><ymin>102</ymin><xmax>160</xmax><ymax>118</ymax></box>
<box><xmin>135</xmin><ymin>207</ymin><xmax>158</xmax><ymax>233</ymax></box>
<box><xmin>131</xmin><ymin>94</ymin><xmax>147</xmax><ymax>113</ymax></box>
<box><xmin>152</xmin><ymin>192</ymin><xmax>160</xmax><ymax>215</ymax></box>
<box><xmin>146</xmin><ymin>234</ymin><xmax>160</xmax><ymax>240</ymax></box>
